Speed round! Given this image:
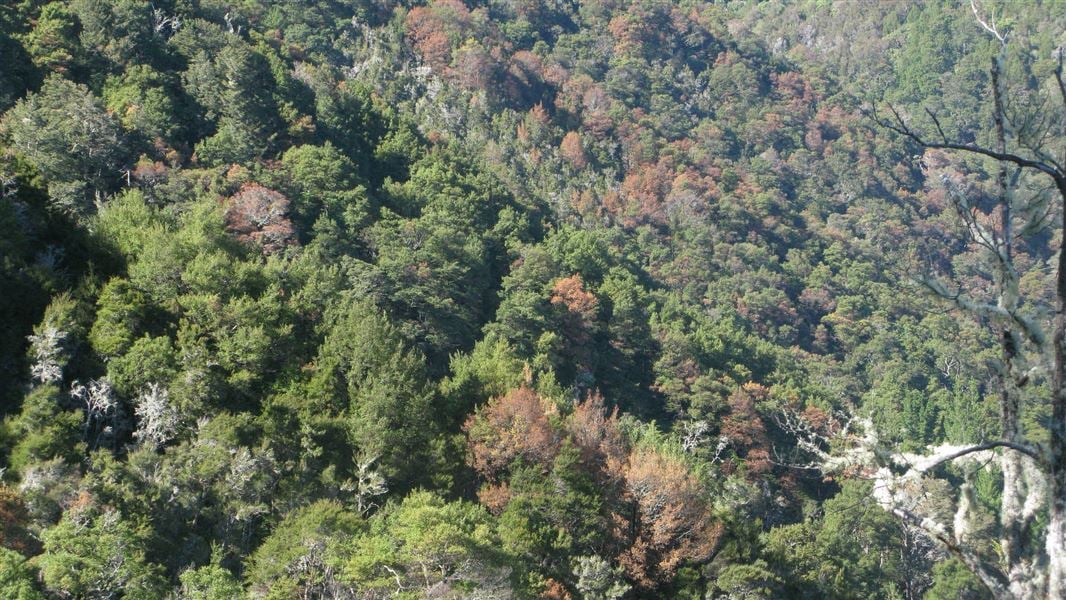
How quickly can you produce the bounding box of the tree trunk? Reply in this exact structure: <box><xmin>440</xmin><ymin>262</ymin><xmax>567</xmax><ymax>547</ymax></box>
<box><xmin>1049</xmin><ymin>180</ymin><xmax>1066</xmax><ymax>599</ymax></box>
<box><xmin>999</xmin><ymin>385</ymin><xmax>1038</xmax><ymax>597</ymax></box>
<box><xmin>865</xmin><ymin>37</ymin><xmax>1066</xmax><ymax>598</ymax></box>
<box><xmin>1049</xmin><ymin>484</ymin><xmax>1065</xmax><ymax>600</ymax></box>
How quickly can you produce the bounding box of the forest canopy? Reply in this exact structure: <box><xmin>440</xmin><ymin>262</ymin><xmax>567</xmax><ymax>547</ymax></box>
<box><xmin>0</xmin><ymin>0</ymin><xmax>1064</xmax><ymax>598</ymax></box>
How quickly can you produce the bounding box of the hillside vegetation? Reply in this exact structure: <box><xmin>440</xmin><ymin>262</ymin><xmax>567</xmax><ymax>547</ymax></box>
<box><xmin>0</xmin><ymin>0</ymin><xmax>1063</xmax><ymax>598</ymax></box>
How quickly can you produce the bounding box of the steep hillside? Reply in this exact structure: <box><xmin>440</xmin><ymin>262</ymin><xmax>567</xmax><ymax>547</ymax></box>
<box><xmin>0</xmin><ymin>1</ymin><xmax>1062</xmax><ymax>598</ymax></box>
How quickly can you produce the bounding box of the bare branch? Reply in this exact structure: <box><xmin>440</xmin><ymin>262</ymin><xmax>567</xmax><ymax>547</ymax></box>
<box><xmin>912</xmin><ymin>440</ymin><xmax>1044</xmax><ymax>471</ymax></box>
<box><xmin>779</xmin><ymin>409</ymin><xmax>1037</xmax><ymax>599</ymax></box>
<box><xmin>925</xmin><ymin>107</ymin><xmax>948</xmax><ymax>143</ymax></box>
<box><xmin>991</xmin><ymin>54</ymin><xmax>1014</xmax><ymax>267</ymax></box>
<box><xmin>890</xmin><ymin>501</ymin><xmax>1011</xmax><ymax>598</ymax></box>
<box><xmin>916</xmin><ymin>276</ymin><xmax>1047</xmax><ymax>348</ymax></box>
<box><xmin>866</xmin><ymin>19</ymin><xmax>1066</xmax><ymax>597</ymax></box>
<box><xmin>970</xmin><ymin>0</ymin><xmax>1007</xmax><ymax>45</ymax></box>
<box><xmin>866</xmin><ymin>106</ymin><xmax>1066</xmax><ymax>190</ymax></box>
<box><xmin>1055</xmin><ymin>48</ymin><xmax>1066</xmax><ymax>108</ymax></box>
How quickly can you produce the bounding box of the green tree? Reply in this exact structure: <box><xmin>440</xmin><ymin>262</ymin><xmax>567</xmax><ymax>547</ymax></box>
<box><xmin>924</xmin><ymin>558</ymin><xmax>991</xmax><ymax>600</ymax></box>
<box><xmin>70</xmin><ymin>0</ymin><xmax>155</xmax><ymax>70</ymax></box>
<box><xmin>37</xmin><ymin>505</ymin><xmax>167</xmax><ymax>599</ymax></box>
<box><xmin>21</xmin><ymin>2</ymin><xmax>79</xmax><ymax>75</ymax></box>
<box><xmin>0</xmin><ymin>548</ymin><xmax>45</xmax><ymax>600</ymax></box>
<box><xmin>345</xmin><ymin>490</ymin><xmax>510</xmax><ymax>598</ymax></box>
<box><xmin>88</xmin><ymin>278</ymin><xmax>152</xmax><ymax>360</ymax></box>
<box><xmin>310</xmin><ymin>300</ymin><xmax>436</xmax><ymax>486</ymax></box>
<box><xmin>178</xmin><ymin>563</ymin><xmax>244</xmax><ymax>600</ymax></box>
<box><xmin>0</xmin><ymin>8</ymin><xmax>36</xmax><ymax>111</ymax></box>
<box><xmin>5</xmin><ymin>384</ymin><xmax>83</xmax><ymax>473</ymax></box>
<box><xmin>102</xmin><ymin>65</ymin><xmax>183</xmax><ymax>145</ymax></box>
<box><xmin>187</xmin><ymin>44</ymin><xmax>283</xmax><ymax>165</ymax></box>
<box><xmin>573</xmin><ymin>554</ymin><xmax>630</xmax><ymax>600</ymax></box>
<box><xmin>245</xmin><ymin>500</ymin><xmax>363</xmax><ymax>598</ymax></box>
<box><xmin>106</xmin><ymin>334</ymin><xmax>177</xmax><ymax>398</ymax></box>
<box><xmin>353</xmin><ymin>149</ymin><xmax>516</xmax><ymax>359</ymax></box>
<box><xmin>709</xmin><ymin>560</ymin><xmax>785</xmax><ymax>599</ymax></box>
<box><xmin>2</xmin><ymin>75</ymin><xmax>128</xmax><ymax>215</ymax></box>
<box><xmin>764</xmin><ymin>480</ymin><xmax>919</xmax><ymax>599</ymax></box>
<box><xmin>277</xmin><ymin>142</ymin><xmax>370</xmax><ymax>238</ymax></box>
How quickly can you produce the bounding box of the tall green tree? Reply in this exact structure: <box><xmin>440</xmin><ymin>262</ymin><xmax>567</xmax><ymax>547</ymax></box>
<box><xmin>310</xmin><ymin>300</ymin><xmax>436</xmax><ymax>487</ymax></box>
<box><xmin>2</xmin><ymin>75</ymin><xmax>128</xmax><ymax>215</ymax></box>
<box><xmin>37</xmin><ymin>504</ymin><xmax>167</xmax><ymax>599</ymax></box>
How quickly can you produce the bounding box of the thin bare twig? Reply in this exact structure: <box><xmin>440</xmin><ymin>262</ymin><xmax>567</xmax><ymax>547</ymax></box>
<box><xmin>970</xmin><ymin>0</ymin><xmax>1007</xmax><ymax>45</ymax></box>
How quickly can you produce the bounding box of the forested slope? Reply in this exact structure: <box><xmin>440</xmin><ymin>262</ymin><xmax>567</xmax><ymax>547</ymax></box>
<box><xmin>0</xmin><ymin>0</ymin><xmax>1063</xmax><ymax>598</ymax></box>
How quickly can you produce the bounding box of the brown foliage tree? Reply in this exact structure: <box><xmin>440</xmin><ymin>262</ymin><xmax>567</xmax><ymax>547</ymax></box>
<box><xmin>0</xmin><ymin>487</ymin><xmax>40</xmax><ymax>556</ymax></box>
<box><xmin>618</xmin><ymin>448</ymin><xmax>723</xmax><ymax>588</ymax></box>
<box><xmin>568</xmin><ymin>395</ymin><xmax>723</xmax><ymax>590</ymax></box>
<box><xmin>540</xmin><ymin>578</ymin><xmax>573</xmax><ymax>600</ymax></box>
<box><xmin>617</xmin><ymin>159</ymin><xmax>674</xmax><ymax>227</ymax></box>
<box><xmin>550</xmin><ymin>274</ymin><xmax>599</xmax><ymax>350</ymax></box>
<box><xmin>550</xmin><ymin>275</ymin><xmax>598</xmax><ymax>320</ymax></box>
<box><xmin>721</xmin><ymin>383</ymin><xmax>772</xmax><ymax>477</ymax></box>
<box><xmin>559</xmin><ymin>131</ymin><xmax>588</xmax><ymax>169</ymax></box>
<box><xmin>567</xmin><ymin>391</ymin><xmax>626</xmax><ymax>472</ymax></box>
<box><xmin>476</xmin><ymin>482</ymin><xmax>512</xmax><ymax>516</ymax></box>
<box><xmin>405</xmin><ymin>0</ymin><xmax>475</xmax><ymax>72</ymax></box>
<box><xmin>464</xmin><ymin>387</ymin><xmax>561</xmax><ymax>480</ymax></box>
<box><xmin>454</xmin><ymin>40</ymin><xmax>495</xmax><ymax>90</ymax></box>
<box><xmin>223</xmin><ymin>183</ymin><xmax>297</xmax><ymax>254</ymax></box>
<box><xmin>465</xmin><ymin>388</ymin><xmax>723</xmax><ymax>590</ymax></box>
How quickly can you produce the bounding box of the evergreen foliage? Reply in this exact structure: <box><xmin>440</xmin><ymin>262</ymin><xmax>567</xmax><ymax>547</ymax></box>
<box><xmin>0</xmin><ymin>0</ymin><xmax>1062</xmax><ymax>597</ymax></box>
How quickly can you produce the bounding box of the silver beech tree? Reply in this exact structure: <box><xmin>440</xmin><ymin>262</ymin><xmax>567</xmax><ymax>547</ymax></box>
<box><xmin>787</xmin><ymin>5</ymin><xmax>1066</xmax><ymax>599</ymax></box>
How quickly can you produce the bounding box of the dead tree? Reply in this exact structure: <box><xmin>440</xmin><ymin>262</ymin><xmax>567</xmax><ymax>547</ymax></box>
<box><xmin>792</xmin><ymin>5</ymin><xmax>1065</xmax><ymax>599</ymax></box>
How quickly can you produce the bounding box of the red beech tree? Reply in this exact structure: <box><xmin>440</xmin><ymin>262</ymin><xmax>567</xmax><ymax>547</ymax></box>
<box><xmin>223</xmin><ymin>183</ymin><xmax>296</xmax><ymax>254</ymax></box>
